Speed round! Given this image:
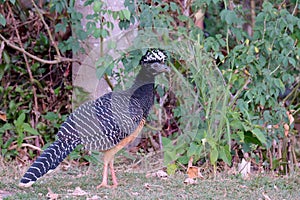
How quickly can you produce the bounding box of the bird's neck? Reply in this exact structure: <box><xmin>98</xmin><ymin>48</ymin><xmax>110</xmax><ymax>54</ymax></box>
<box><xmin>130</xmin><ymin>68</ymin><xmax>155</xmax><ymax>117</ymax></box>
<box><xmin>132</xmin><ymin>68</ymin><xmax>155</xmax><ymax>89</ymax></box>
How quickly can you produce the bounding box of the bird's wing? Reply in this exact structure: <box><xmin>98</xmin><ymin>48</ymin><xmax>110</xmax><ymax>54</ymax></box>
<box><xmin>57</xmin><ymin>92</ymin><xmax>144</xmax><ymax>151</ymax></box>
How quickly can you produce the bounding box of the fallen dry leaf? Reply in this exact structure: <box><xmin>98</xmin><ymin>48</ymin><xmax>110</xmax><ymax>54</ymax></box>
<box><xmin>273</xmin><ymin>124</ymin><xmax>279</xmax><ymax>129</ymax></box>
<box><xmin>287</xmin><ymin>111</ymin><xmax>294</xmax><ymax>125</ymax></box>
<box><xmin>46</xmin><ymin>188</ymin><xmax>58</xmax><ymax>200</ymax></box>
<box><xmin>187</xmin><ymin>157</ymin><xmax>203</xmax><ymax>179</ymax></box>
<box><xmin>71</xmin><ymin>186</ymin><xmax>87</xmax><ymax>196</ymax></box>
<box><xmin>187</xmin><ymin>166</ymin><xmax>203</xmax><ymax>179</ymax></box>
<box><xmin>144</xmin><ymin>183</ymin><xmax>151</xmax><ymax>190</ymax></box>
<box><xmin>144</xmin><ymin>183</ymin><xmax>164</xmax><ymax>190</ymax></box>
<box><xmin>283</xmin><ymin>111</ymin><xmax>295</xmax><ymax>137</ymax></box>
<box><xmin>147</xmin><ymin>170</ymin><xmax>168</xmax><ymax>179</ymax></box>
<box><xmin>238</xmin><ymin>158</ymin><xmax>251</xmax><ymax>179</ymax></box>
<box><xmin>145</xmin><ymin>173</ymin><xmax>151</xmax><ymax>178</ymax></box>
<box><xmin>184</xmin><ymin>177</ymin><xmax>198</xmax><ymax>185</ymax></box>
<box><xmin>61</xmin><ymin>163</ymin><xmax>71</xmax><ymax>171</ymax></box>
<box><xmin>156</xmin><ymin>170</ymin><xmax>168</xmax><ymax>178</ymax></box>
<box><xmin>0</xmin><ymin>111</ymin><xmax>6</xmax><ymax>122</ymax></box>
<box><xmin>284</xmin><ymin>123</ymin><xmax>289</xmax><ymax>137</ymax></box>
<box><xmin>131</xmin><ymin>192</ymin><xmax>139</xmax><ymax>196</ymax></box>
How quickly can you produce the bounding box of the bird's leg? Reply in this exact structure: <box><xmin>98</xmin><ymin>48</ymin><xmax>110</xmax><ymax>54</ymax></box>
<box><xmin>97</xmin><ymin>120</ymin><xmax>145</xmax><ymax>189</ymax></box>
<box><xmin>97</xmin><ymin>150</ymin><xmax>116</xmax><ymax>188</ymax></box>
<box><xmin>109</xmin><ymin>158</ymin><xmax>118</xmax><ymax>188</ymax></box>
<box><xmin>97</xmin><ymin>160</ymin><xmax>109</xmax><ymax>188</ymax></box>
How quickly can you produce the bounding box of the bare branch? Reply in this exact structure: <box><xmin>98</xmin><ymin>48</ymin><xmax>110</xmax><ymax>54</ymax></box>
<box><xmin>0</xmin><ymin>34</ymin><xmax>81</xmax><ymax>65</ymax></box>
<box><xmin>7</xmin><ymin>3</ymin><xmax>40</xmax><ymax>129</ymax></box>
<box><xmin>30</xmin><ymin>0</ymin><xmax>61</xmax><ymax>57</ymax></box>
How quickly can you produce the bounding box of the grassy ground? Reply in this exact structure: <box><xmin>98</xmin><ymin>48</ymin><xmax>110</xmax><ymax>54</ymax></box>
<box><xmin>0</xmin><ymin>155</ymin><xmax>300</xmax><ymax>200</ymax></box>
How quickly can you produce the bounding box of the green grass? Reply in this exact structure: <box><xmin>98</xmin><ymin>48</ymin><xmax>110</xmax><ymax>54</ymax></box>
<box><xmin>1</xmin><ymin>156</ymin><xmax>300</xmax><ymax>200</ymax></box>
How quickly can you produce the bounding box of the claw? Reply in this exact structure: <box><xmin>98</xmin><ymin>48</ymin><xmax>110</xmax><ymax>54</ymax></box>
<box><xmin>96</xmin><ymin>183</ymin><xmax>117</xmax><ymax>189</ymax></box>
<box><xmin>96</xmin><ymin>182</ymin><xmax>109</xmax><ymax>189</ymax></box>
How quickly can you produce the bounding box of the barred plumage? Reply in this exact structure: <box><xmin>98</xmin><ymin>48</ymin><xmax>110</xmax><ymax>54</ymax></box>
<box><xmin>19</xmin><ymin>49</ymin><xmax>170</xmax><ymax>188</ymax></box>
<box><xmin>19</xmin><ymin>139</ymin><xmax>81</xmax><ymax>187</ymax></box>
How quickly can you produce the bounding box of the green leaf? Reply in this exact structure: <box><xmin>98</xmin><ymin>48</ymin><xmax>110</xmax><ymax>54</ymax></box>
<box><xmin>219</xmin><ymin>145</ymin><xmax>232</xmax><ymax>165</ymax></box>
<box><xmin>162</xmin><ymin>137</ymin><xmax>172</xmax><ymax>147</ymax></box>
<box><xmin>230</xmin><ymin>120</ymin><xmax>244</xmax><ymax>130</ymax></box>
<box><xmin>111</xmin><ymin>11</ymin><xmax>118</xmax><ymax>20</ymax></box>
<box><xmin>23</xmin><ymin>123</ymin><xmax>39</xmax><ymax>135</ymax></box>
<box><xmin>206</xmin><ymin>137</ymin><xmax>217</xmax><ymax>149</ymax></box>
<box><xmin>3</xmin><ymin>137</ymin><xmax>15</xmax><ymax>149</ymax></box>
<box><xmin>288</xmin><ymin>57</ymin><xmax>296</xmax><ymax>67</ymax></box>
<box><xmin>83</xmin><ymin>0</ymin><xmax>94</xmax><ymax>6</ymax></box>
<box><xmin>220</xmin><ymin>10</ymin><xmax>240</xmax><ymax>25</ymax></box>
<box><xmin>178</xmin><ymin>15</ymin><xmax>189</xmax><ymax>22</ymax></box>
<box><xmin>122</xmin><ymin>9</ymin><xmax>131</xmax><ymax>20</ymax></box>
<box><xmin>237</xmin><ymin>131</ymin><xmax>245</xmax><ymax>142</ymax></box>
<box><xmin>15</xmin><ymin>113</ymin><xmax>25</xmax><ymax>127</ymax></box>
<box><xmin>210</xmin><ymin>148</ymin><xmax>218</xmax><ymax>165</ymax></box>
<box><xmin>119</xmin><ymin>10</ymin><xmax>124</xmax><ymax>20</ymax></box>
<box><xmin>17</xmin><ymin>131</ymin><xmax>24</xmax><ymax>146</ymax></box>
<box><xmin>274</xmin><ymin>78</ymin><xmax>285</xmax><ymax>94</ymax></box>
<box><xmin>164</xmin><ymin>149</ymin><xmax>177</xmax><ymax>165</ymax></box>
<box><xmin>93</xmin><ymin>1</ymin><xmax>103</xmax><ymax>13</ymax></box>
<box><xmin>55</xmin><ymin>23</ymin><xmax>67</xmax><ymax>33</ymax></box>
<box><xmin>93</xmin><ymin>28</ymin><xmax>101</xmax><ymax>38</ymax></box>
<box><xmin>100</xmin><ymin>29</ymin><xmax>109</xmax><ymax>38</ymax></box>
<box><xmin>0</xmin><ymin>13</ymin><xmax>6</xmax><ymax>26</ymax></box>
<box><xmin>170</xmin><ymin>2</ymin><xmax>178</xmax><ymax>12</ymax></box>
<box><xmin>166</xmin><ymin>163</ymin><xmax>177</xmax><ymax>175</ymax></box>
<box><xmin>3</xmin><ymin>51</ymin><xmax>10</xmax><ymax>64</ymax></box>
<box><xmin>187</xmin><ymin>142</ymin><xmax>200</xmax><ymax>157</ymax></box>
<box><xmin>177</xmin><ymin>155</ymin><xmax>190</xmax><ymax>165</ymax></box>
<box><xmin>0</xmin><ymin>123</ymin><xmax>13</xmax><ymax>133</ymax></box>
<box><xmin>76</xmin><ymin>29</ymin><xmax>88</xmax><ymax>40</ymax></box>
<box><xmin>252</xmin><ymin>128</ymin><xmax>267</xmax><ymax>145</ymax></box>
<box><xmin>96</xmin><ymin>67</ymin><xmax>106</xmax><ymax>79</ymax></box>
<box><xmin>43</xmin><ymin>112</ymin><xmax>58</xmax><ymax>121</ymax></box>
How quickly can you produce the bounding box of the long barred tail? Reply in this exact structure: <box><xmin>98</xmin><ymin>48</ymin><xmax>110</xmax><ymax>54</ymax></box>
<box><xmin>19</xmin><ymin>139</ymin><xmax>81</xmax><ymax>187</ymax></box>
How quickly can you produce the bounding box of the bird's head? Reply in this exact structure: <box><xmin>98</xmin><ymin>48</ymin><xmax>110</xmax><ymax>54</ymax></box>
<box><xmin>140</xmin><ymin>49</ymin><xmax>170</xmax><ymax>75</ymax></box>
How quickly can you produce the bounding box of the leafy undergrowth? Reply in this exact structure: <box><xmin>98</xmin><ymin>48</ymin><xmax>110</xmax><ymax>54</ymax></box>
<box><xmin>0</xmin><ymin>154</ymin><xmax>300</xmax><ymax>200</ymax></box>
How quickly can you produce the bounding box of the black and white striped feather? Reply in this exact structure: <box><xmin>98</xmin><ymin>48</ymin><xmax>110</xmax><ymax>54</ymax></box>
<box><xmin>19</xmin><ymin>49</ymin><xmax>168</xmax><ymax>187</ymax></box>
<box><xmin>19</xmin><ymin>139</ymin><xmax>80</xmax><ymax>187</ymax></box>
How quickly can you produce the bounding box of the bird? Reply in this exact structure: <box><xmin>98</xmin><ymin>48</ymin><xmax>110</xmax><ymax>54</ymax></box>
<box><xmin>19</xmin><ymin>49</ymin><xmax>170</xmax><ymax>188</ymax></box>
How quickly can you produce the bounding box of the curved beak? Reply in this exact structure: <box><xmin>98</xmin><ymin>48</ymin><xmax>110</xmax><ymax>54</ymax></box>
<box><xmin>157</xmin><ymin>63</ymin><xmax>171</xmax><ymax>73</ymax></box>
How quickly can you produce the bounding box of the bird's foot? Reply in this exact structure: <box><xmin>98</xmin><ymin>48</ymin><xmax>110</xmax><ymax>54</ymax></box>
<box><xmin>96</xmin><ymin>182</ymin><xmax>118</xmax><ymax>189</ymax></box>
<box><xmin>96</xmin><ymin>182</ymin><xmax>109</xmax><ymax>189</ymax></box>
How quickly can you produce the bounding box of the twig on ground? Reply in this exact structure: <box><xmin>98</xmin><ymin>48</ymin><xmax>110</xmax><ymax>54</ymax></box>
<box><xmin>10</xmin><ymin>136</ymin><xmax>39</xmax><ymax>145</ymax></box>
<box><xmin>8</xmin><ymin>143</ymin><xmax>43</xmax><ymax>152</ymax></box>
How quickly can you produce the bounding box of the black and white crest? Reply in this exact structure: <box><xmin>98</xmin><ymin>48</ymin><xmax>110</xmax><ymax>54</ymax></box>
<box><xmin>141</xmin><ymin>49</ymin><xmax>167</xmax><ymax>64</ymax></box>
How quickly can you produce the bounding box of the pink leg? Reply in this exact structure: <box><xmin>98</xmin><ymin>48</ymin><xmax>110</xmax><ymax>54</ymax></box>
<box><xmin>109</xmin><ymin>160</ymin><xmax>118</xmax><ymax>188</ymax></box>
<box><xmin>97</xmin><ymin>162</ymin><xmax>109</xmax><ymax>188</ymax></box>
